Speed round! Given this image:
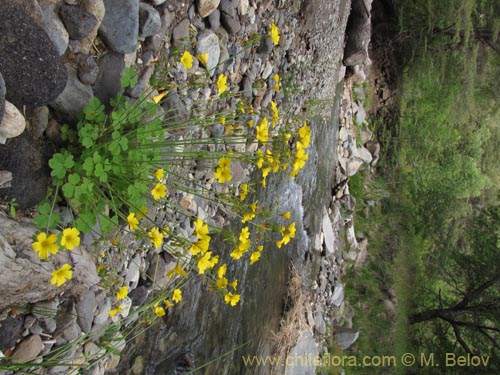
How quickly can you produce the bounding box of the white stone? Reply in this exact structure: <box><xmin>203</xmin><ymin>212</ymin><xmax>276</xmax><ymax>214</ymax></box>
<box><xmin>322</xmin><ymin>209</ymin><xmax>335</xmax><ymax>255</ymax></box>
<box><xmin>332</xmin><ymin>283</ymin><xmax>344</xmax><ymax>307</ymax></box>
<box><xmin>0</xmin><ymin>101</ymin><xmax>26</xmax><ymax>139</ymax></box>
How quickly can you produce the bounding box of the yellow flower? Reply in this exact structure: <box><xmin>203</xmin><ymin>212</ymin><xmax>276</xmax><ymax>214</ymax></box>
<box><xmin>116</xmin><ymin>286</ymin><xmax>128</xmax><ymax>300</ymax></box>
<box><xmin>216</xmin><ymin>277</ymin><xmax>228</xmax><ymax>289</ymax></box>
<box><xmin>276</xmin><ymin>222</ymin><xmax>297</xmax><ymax>248</ymax></box>
<box><xmin>224</xmin><ymin>292</ymin><xmax>241</xmax><ymax>306</ymax></box>
<box><xmin>60</xmin><ymin>227</ymin><xmax>80</xmax><ymax>250</ymax></box>
<box><xmin>190</xmin><ymin>236</ymin><xmax>210</xmax><ymax>256</ymax></box>
<box><xmin>214</xmin><ymin>162</ymin><xmax>232</xmax><ymax>183</ymax></box>
<box><xmin>230</xmin><ymin>279</ymin><xmax>238</xmax><ymax>290</ymax></box>
<box><xmin>151</xmin><ymin>182</ymin><xmax>167</xmax><ymax>200</ymax></box>
<box><xmin>152</xmin><ymin>91</ymin><xmax>167</xmax><ymax>104</ymax></box>
<box><xmin>109</xmin><ymin>305</ymin><xmax>122</xmax><ymax>317</ymax></box>
<box><xmin>194</xmin><ymin>217</ymin><xmax>209</xmax><ymax>239</ymax></box>
<box><xmin>217</xmin><ymin>264</ymin><xmax>227</xmax><ymax>279</ymax></box>
<box><xmin>180</xmin><ymin>50</ymin><xmax>194</xmax><ymax>69</ymax></box>
<box><xmin>239</xmin><ymin>226</ymin><xmax>251</xmax><ymax>242</ymax></box>
<box><xmin>32</xmin><ymin>232</ymin><xmax>59</xmax><ymax>259</ymax></box>
<box><xmin>256</xmin><ymin>118</ymin><xmax>269</xmax><ymax>144</ymax></box>
<box><xmin>250</xmin><ymin>251</ymin><xmax>261</xmax><ymax>265</ymax></box>
<box><xmin>154</xmin><ymin>168</ymin><xmax>165</xmax><ymax>180</ymax></box>
<box><xmin>127</xmin><ymin>212</ymin><xmax>139</xmax><ymax>231</ymax></box>
<box><xmin>298</xmin><ymin>121</ymin><xmax>311</xmax><ymax>148</ymax></box>
<box><xmin>172</xmin><ymin>289</ymin><xmax>182</xmax><ymax>303</ymax></box>
<box><xmin>50</xmin><ymin>264</ymin><xmax>73</xmax><ymax>287</ymax></box>
<box><xmin>219</xmin><ymin>116</ymin><xmax>226</xmax><ymax>125</ymax></box>
<box><xmin>154</xmin><ymin>306</ymin><xmax>166</xmax><ymax>317</ymax></box>
<box><xmin>164</xmin><ymin>299</ymin><xmax>174</xmax><ymax>308</ymax></box>
<box><xmin>216</xmin><ymin>74</ymin><xmax>228</xmax><ymax>95</ymax></box>
<box><xmin>148</xmin><ymin>227</ymin><xmax>164</xmax><ymax>248</ymax></box>
<box><xmin>197</xmin><ymin>251</ymin><xmax>218</xmax><ymax>274</ymax></box>
<box><xmin>239</xmin><ymin>183</ymin><xmax>248</xmax><ymax>201</ymax></box>
<box><xmin>273</xmin><ymin>73</ymin><xmax>280</xmax><ymax>91</ymax></box>
<box><xmin>269</xmin><ymin>20</ymin><xmax>280</xmax><ymax>45</ymax></box>
<box><xmin>281</xmin><ymin>211</ymin><xmax>292</xmax><ymax>220</ymax></box>
<box><xmin>167</xmin><ymin>263</ymin><xmax>188</xmax><ymax>279</ymax></box>
<box><xmin>197</xmin><ymin>52</ymin><xmax>209</xmax><ymax>67</ymax></box>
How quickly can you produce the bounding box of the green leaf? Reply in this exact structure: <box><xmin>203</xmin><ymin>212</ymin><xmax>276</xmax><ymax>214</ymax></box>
<box><xmin>68</xmin><ymin>173</ymin><xmax>80</xmax><ymax>185</ymax></box>
<box><xmin>62</xmin><ymin>182</ymin><xmax>75</xmax><ymax>198</ymax></box>
<box><xmin>49</xmin><ymin>153</ymin><xmax>73</xmax><ymax>179</ymax></box>
<box><xmin>83</xmin><ymin>157</ymin><xmax>94</xmax><ymax>176</ymax></box>
<box><xmin>34</xmin><ymin>202</ymin><xmax>61</xmax><ymax>230</ymax></box>
<box><xmin>75</xmin><ymin>211</ymin><xmax>96</xmax><ymax>233</ymax></box>
<box><xmin>121</xmin><ymin>67</ymin><xmax>138</xmax><ymax>89</ymax></box>
<box><xmin>100</xmin><ymin>214</ymin><xmax>119</xmax><ymax>234</ymax></box>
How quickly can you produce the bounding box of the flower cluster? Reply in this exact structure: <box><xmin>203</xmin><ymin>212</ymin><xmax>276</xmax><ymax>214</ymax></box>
<box><xmin>32</xmin><ymin>227</ymin><xmax>81</xmax><ymax>287</ymax></box>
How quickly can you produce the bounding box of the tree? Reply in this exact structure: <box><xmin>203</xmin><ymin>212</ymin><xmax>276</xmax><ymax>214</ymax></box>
<box><xmin>410</xmin><ymin>206</ymin><xmax>500</xmax><ymax>369</ymax></box>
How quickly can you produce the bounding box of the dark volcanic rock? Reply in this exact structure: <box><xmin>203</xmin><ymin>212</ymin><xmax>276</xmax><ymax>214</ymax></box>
<box><xmin>99</xmin><ymin>0</ymin><xmax>139</xmax><ymax>53</ymax></box>
<box><xmin>0</xmin><ymin>131</ymin><xmax>51</xmax><ymax>209</ymax></box>
<box><xmin>59</xmin><ymin>4</ymin><xmax>98</xmax><ymax>40</ymax></box>
<box><xmin>0</xmin><ymin>315</ymin><xmax>25</xmax><ymax>351</ymax></box>
<box><xmin>0</xmin><ymin>2</ymin><xmax>68</xmax><ymax>108</ymax></box>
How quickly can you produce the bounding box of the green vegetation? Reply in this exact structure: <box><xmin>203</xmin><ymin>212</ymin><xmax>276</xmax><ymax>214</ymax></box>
<box><xmin>346</xmin><ymin>0</ymin><xmax>500</xmax><ymax>373</ymax></box>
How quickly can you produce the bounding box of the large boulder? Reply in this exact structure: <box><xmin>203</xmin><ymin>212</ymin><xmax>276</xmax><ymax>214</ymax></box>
<box><xmin>0</xmin><ymin>214</ymin><xmax>99</xmax><ymax>311</ymax></box>
<box><xmin>0</xmin><ymin>2</ymin><xmax>67</xmax><ymax>108</ymax></box>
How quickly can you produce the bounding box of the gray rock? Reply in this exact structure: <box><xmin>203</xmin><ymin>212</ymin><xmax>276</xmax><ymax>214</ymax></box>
<box><xmin>257</xmin><ymin>37</ymin><xmax>274</xmax><ymax>56</ymax></box>
<box><xmin>284</xmin><ymin>331</ymin><xmax>319</xmax><ymax>375</ymax></box>
<box><xmin>76</xmin><ymin>290</ymin><xmax>96</xmax><ymax>333</ymax></box>
<box><xmin>322</xmin><ymin>209</ymin><xmax>335</xmax><ymax>255</ymax></box>
<box><xmin>100</xmin><ymin>0</ymin><xmax>139</xmax><ymax>53</ymax></box>
<box><xmin>334</xmin><ymin>326</ymin><xmax>359</xmax><ymax>350</ymax></box>
<box><xmin>332</xmin><ymin>283</ymin><xmax>344</xmax><ymax>306</ymax></box>
<box><xmin>188</xmin><ymin>4</ymin><xmax>205</xmax><ymax>31</ymax></box>
<box><xmin>355</xmin><ymin>104</ymin><xmax>366</xmax><ymax>124</ymax></box>
<box><xmin>11</xmin><ymin>335</ymin><xmax>44</xmax><ymax>364</ymax></box>
<box><xmin>238</xmin><ymin>0</ymin><xmax>249</xmax><ymax>16</ymax></box>
<box><xmin>0</xmin><ymin>2</ymin><xmax>68</xmax><ymax>108</ymax></box>
<box><xmin>40</xmin><ymin>3</ymin><xmax>69</xmax><ymax>56</ymax></box>
<box><xmin>314</xmin><ymin>306</ymin><xmax>326</xmax><ymax>335</ymax></box>
<box><xmin>197</xmin><ymin>0</ymin><xmax>221</xmax><ymax>18</ymax></box>
<box><xmin>208</xmin><ymin>9</ymin><xmax>220</xmax><ymax>29</ymax></box>
<box><xmin>93</xmin><ymin>51</ymin><xmax>125</xmax><ymax>108</ymax></box>
<box><xmin>125</xmin><ymin>255</ymin><xmax>142</xmax><ymax>287</ymax></box>
<box><xmin>63</xmin><ymin>321</ymin><xmax>81</xmax><ymax>342</ymax></box>
<box><xmin>149</xmin><ymin>0</ymin><xmax>167</xmax><ymax>5</ymax></box>
<box><xmin>93</xmin><ymin>297</ymin><xmax>111</xmax><ymax>325</ymax></box>
<box><xmin>0</xmin><ymin>73</ymin><xmax>5</xmax><ymax>124</ymax></box>
<box><xmin>129</xmin><ymin>286</ymin><xmax>149</xmax><ymax>306</ymax></box>
<box><xmin>127</xmin><ymin>65</ymin><xmax>154</xmax><ymax>98</ymax></box>
<box><xmin>51</xmin><ymin>65</ymin><xmax>93</xmax><ymax>119</ymax></box>
<box><xmin>161</xmin><ymin>91</ymin><xmax>190</xmax><ymax>122</ymax></box>
<box><xmin>0</xmin><ymin>101</ymin><xmax>26</xmax><ymax>139</ymax></box>
<box><xmin>353</xmin><ymin>146</ymin><xmax>373</xmax><ymax>164</ymax></box>
<box><xmin>340</xmin><ymin>194</ymin><xmax>356</xmax><ymax>212</ymax></box>
<box><xmin>195</xmin><ymin>30</ymin><xmax>220</xmax><ymax>76</ymax></box>
<box><xmin>345</xmin><ymin>157</ymin><xmax>363</xmax><ymax>177</ymax></box>
<box><xmin>219</xmin><ymin>0</ymin><xmax>236</xmax><ymax>17</ymax></box>
<box><xmin>80</xmin><ymin>0</ymin><xmax>105</xmax><ymax>54</ymax></box>
<box><xmin>0</xmin><ymin>315</ymin><xmax>24</xmax><ymax>351</ymax></box>
<box><xmin>60</xmin><ymin>4</ymin><xmax>98</xmax><ymax>40</ymax></box>
<box><xmin>365</xmin><ymin>140</ymin><xmax>380</xmax><ymax>164</ymax></box>
<box><xmin>77</xmin><ymin>54</ymin><xmax>99</xmax><ymax>85</ymax></box>
<box><xmin>27</xmin><ymin>106</ymin><xmax>49</xmax><ymax>139</ymax></box>
<box><xmin>172</xmin><ymin>18</ymin><xmax>190</xmax><ymax>48</ymax></box>
<box><xmin>220</xmin><ymin>11</ymin><xmax>241</xmax><ymax>34</ymax></box>
<box><xmin>139</xmin><ymin>3</ymin><xmax>161</xmax><ymax>38</ymax></box>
